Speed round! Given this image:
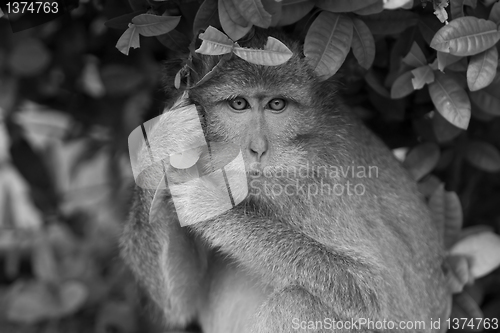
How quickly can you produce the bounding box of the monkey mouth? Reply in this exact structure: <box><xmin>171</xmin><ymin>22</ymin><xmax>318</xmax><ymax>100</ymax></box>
<box><xmin>246</xmin><ymin>162</ymin><xmax>264</xmax><ymax>176</ymax></box>
<box><xmin>247</xmin><ymin>169</ymin><xmax>261</xmax><ymax>177</ymax></box>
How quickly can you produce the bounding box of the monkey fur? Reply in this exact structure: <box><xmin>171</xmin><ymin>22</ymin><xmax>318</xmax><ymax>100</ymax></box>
<box><xmin>121</xmin><ymin>29</ymin><xmax>452</xmax><ymax>333</ymax></box>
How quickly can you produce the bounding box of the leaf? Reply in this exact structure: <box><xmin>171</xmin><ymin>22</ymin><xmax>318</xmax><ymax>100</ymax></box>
<box><xmin>361</xmin><ymin>10</ymin><xmax>418</xmax><ymax>35</ymax></box>
<box><xmin>100</xmin><ymin>65</ymin><xmax>144</xmax><ymax>95</ymax></box>
<box><xmin>458</xmin><ymin>225</ymin><xmax>495</xmax><ymax>243</ymax></box>
<box><xmin>95</xmin><ymin>301</ymin><xmax>137</xmax><ymax>333</ymax></box>
<box><xmin>0</xmin><ymin>166</ymin><xmax>43</xmax><ymax>229</ymax></box>
<box><xmin>467</xmin><ymin>46</ymin><xmax>498</xmax><ymax>91</ymax></box>
<box><xmin>0</xmin><ymin>115</ymin><xmax>11</xmax><ymax>163</ymax></box>
<box><xmin>353</xmin><ymin>1</ymin><xmax>384</xmax><ymax>15</ymax></box>
<box><xmin>403</xmin><ymin>142</ymin><xmax>440</xmax><ymax>181</ymax></box>
<box><xmin>174</xmin><ymin>70</ymin><xmax>182</xmax><ymax>89</ymax></box>
<box><xmin>156</xmin><ymin>29</ymin><xmax>191</xmax><ymax>52</ymax></box>
<box><xmin>124</xmin><ymin>91</ymin><xmax>152</xmax><ymax>131</ymax></box>
<box><xmin>6</xmin><ymin>281</ymin><xmax>59</xmax><ymax>323</ymax></box>
<box><xmin>390</xmin><ymin>71</ymin><xmax>414</xmax><ymax>99</ymax></box>
<box><xmin>105</xmin><ymin>11</ymin><xmax>146</xmax><ymax>30</ymax></box>
<box><xmin>304</xmin><ymin>12</ymin><xmax>353</xmax><ymax>79</ymax></box>
<box><xmin>12</xmin><ymin>106</ymin><xmax>71</xmax><ymax>150</ymax></box>
<box><xmin>490</xmin><ymin>2</ymin><xmax>500</xmax><ymax>25</ymax></box>
<box><xmin>387</xmin><ymin>28</ymin><xmax>415</xmax><ymax>85</ymax></box>
<box><xmin>402</xmin><ymin>42</ymin><xmax>427</xmax><ymax>68</ymax></box>
<box><xmin>220</xmin><ymin>0</ymin><xmax>250</xmax><ymax>26</ymax></box>
<box><xmin>178</xmin><ymin>3</ymin><xmax>199</xmax><ymax>29</ymax></box>
<box><xmin>451</xmin><ymin>230</ymin><xmax>500</xmax><ymax>278</ymax></box>
<box><xmin>451</xmin><ymin>291</ymin><xmax>484</xmax><ymax>321</ymax></box>
<box><xmin>116</xmin><ymin>24</ymin><xmax>140</xmax><ymax>55</ymax></box>
<box><xmin>448</xmin><ymin>57</ymin><xmax>469</xmax><ymax>72</ymax></box>
<box><xmin>365</xmin><ymin>69</ymin><xmax>390</xmax><ymax>98</ymax></box>
<box><xmin>430</xmin><ymin>17</ymin><xmax>500</xmax><ymax>56</ymax></box>
<box><xmin>232</xmin><ymin>0</ymin><xmax>272</xmax><ymax>28</ymax></box>
<box><xmin>437</xmin><ymin>51</ymin><xmax>463</xmax><ymax>71</ymax></box>
<box><xmin>470</xmin><ymin>89</ymin><xmax>500</xmax><ymax>116</ymax></box>
<box><xmin>434</xmin><ymin>3</ymin><xmax>449</xmax><ymax>23</ymax></box>
<box><xmin>428</xmin><ymin>71</ymin><xmax>471</xmax><ymax>129</ymax></box>
<box><xmin>6</xmin><ymin>280</ymin><xmax>88</xmax><ymax>323</ymax></box>
<box><xmin>432</xmin><ymin>110</ymin><xmax>463</xmax><ymax>143</ymax></box>
<box><xmin>8</xmin><ymin>38</ymin><xmax>51</xmax><ymax>77</ymax></box>
<box><xmin>32</xmin><ymin>238</ymin><xmax>59</xmax><ymax>282</ymax></box>
<box><xmin>58</xmin><ymin>281</ymin><xmax>88</xmax><ymax>315</ymax></box>
<box><xmin>131</xmin><ymin>14</ymin><xmax>181</xmax><ymax>37</ymax></box>
<box><xmin>351</xmin><ymin>17</ymin><xmax>375</xmax><ymax>69</ymax></box>
<box><xmin>383</xmin><ymin>0</ymin><xmax>413</xmax><ymax>9</ymax></box>
<box><xmin>277</xmin><ymin>0</ymin><xmax>315</xmax><ymax>26</ymax></box>
<box><xmin>445</xmin><ymin>255</ymin><xmax>470</xmax><ymax>293</ymax></box>
<box><xmin>193</xmin><ymin>0</ymin><xmax>221</xmax><ymax>35</ymax></box>
<box><xmin>195</xmin><ymin>26</ymin><xmax>234</xmax><ymax>55</ymax></box>
<box><xmin>464</xmin><ymin>0</ymin><xmax>477</xmax><ymax>8</ymax></box>
<box><xmin>469</xmin><ymin>78</ymin><xmax>500</xmax><ymax>116</ymax></box>
<box><xmin>450</xmin><ymin>0</ymin><xmax>477</xmax><ymax>20</ymax></box>
<box><xmin>443</xmin><ymin>187</ymin><xmax>464</xmax><ymax>249</ymax></box>
<box><xmin>411</xmin><ymin>65</ymin><xmax>435</xmax><ymax>89</ymax></box>
<box><xmin>315</xmin><ymin>0</ymin><xmax>379</xmax><ymax>12</ymax></box>
<box><xmin>0</xmin><ymin>75</ymin><xmax>16</xmax><ymax>112</ymax></box>
<box><xmin>233</xmin><ymin>37</ymin><xmax>293</xmax><ymax>65</ymax></box>
<box><xmin>369</xmin><ymin>91</ymin><xmax>406</xmax><ymax>120</ymax></box>
<box><xmin>417</xmin><ymin>174</ymin><xmax>441</xmax><ymax>198</ymax></box>
<box><xmin>219</xmin><ymin>0</ymin><xmax>252</xmax><ymax>41</ymax></box>
<box><xmin>418</xmin><ymin>14</ymin><xmax>445</xmax><ymax>45</ymax></box>
<box><xmin>428</xmin><ymin>185</ymin><xmax>463</xmax><ymax>249</ymax></box>
<box><xmin>429</xmin><ymin>183</ymin><xmax>463</xmax><ymax>249</ymax></box>
<box><xmin>450</xmin><ymin>0</ymin><xmax>466</xmax><ymax>20</ymax></box>
<box><xmin>81</xmin><ymin>57</ymin><xmax>105</xmax><ymax>97</ymax></box>
<box><xmin>128</xmin><ymin>0</ymin><xmax>148</xmax><ymax>11</ymax></box>
<box><xmin>465</xmin><ymin>140</ymin><xmax>500</xmax><ymax>172</ymax></box>
<box><xmin>262</xmin><ymin>0</ymin><xmax>282</xmax><ymax>26</ymax></box>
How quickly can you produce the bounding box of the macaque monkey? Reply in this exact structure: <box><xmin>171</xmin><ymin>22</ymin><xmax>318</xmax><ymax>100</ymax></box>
<box><xmin>121</xmin><ymin>29</ymin><xmax>452</xmax><ymax>333</ymax></box>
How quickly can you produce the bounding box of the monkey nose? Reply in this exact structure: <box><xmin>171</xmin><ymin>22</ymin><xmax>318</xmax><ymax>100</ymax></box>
<box><xmin>249</xmin><ymin>137</ymin><xmax>268</xmax><ymax>162</ymax></box>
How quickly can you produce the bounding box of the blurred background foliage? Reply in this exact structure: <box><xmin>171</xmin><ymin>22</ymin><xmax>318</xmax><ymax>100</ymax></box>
<box><xmin>0</xmin><ymin>0</ymin><xmax>169</xmax><ymax>331</ymax></box>
<box><xmin>0</xmin><ymin>0</ymin><xmax>500</xmax><ymax>332</ymax></box>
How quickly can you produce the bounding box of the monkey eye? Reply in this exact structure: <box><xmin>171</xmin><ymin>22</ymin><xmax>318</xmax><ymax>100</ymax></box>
<box><xmin>268</xmin><ymin>98</ymin><xmax>286</xmax><ymax>112</ymax></box>
<box><xmin>228</xmin><ymin>97</ymin><xmax>249</xmax><ymax>111</ymax></box>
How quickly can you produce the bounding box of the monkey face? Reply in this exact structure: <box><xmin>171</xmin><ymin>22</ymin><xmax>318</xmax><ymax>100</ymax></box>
<box><xmin>188</xmin><ymin>55</ymin><xmax>322</xmax><ymax>177</ymax></box>
<box><xmin>183</xmin><ymin>29</ymin><xmax>349</xmax><ymax>201</ymax></box>
<box><xmin>201</xmin><ymin>91</ymin><xmax>309</xmax><ymax>171</ymax></box>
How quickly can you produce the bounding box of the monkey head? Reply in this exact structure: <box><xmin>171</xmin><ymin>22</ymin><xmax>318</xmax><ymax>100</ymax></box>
<box><xmin>185</xmin><ymin>30</ymin><xmax>349</xmax><ymax>180</ymax></box>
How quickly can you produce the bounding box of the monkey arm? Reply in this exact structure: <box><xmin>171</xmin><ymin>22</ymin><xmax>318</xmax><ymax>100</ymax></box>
<box><xmin>121</xmin><ymin>188</ymin><xmax>208</xmax><ymax>327</ymax></box>
<box><xmin>188</xmin><ymin>211</ymin><xmax>389</xmax><ymax>320</ymax></box>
